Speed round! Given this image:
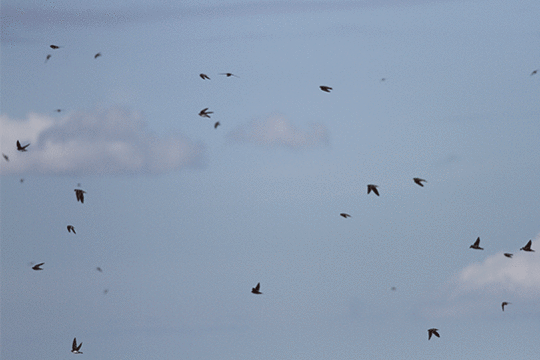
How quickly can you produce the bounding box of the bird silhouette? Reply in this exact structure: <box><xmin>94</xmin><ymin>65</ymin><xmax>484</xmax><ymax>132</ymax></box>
<box><xmin>74</xmin><ymin>189</ymin><xmax>86</xmax><ymax>203</ymax></box>
<box><xmin>367</xmin><ymin>184</ymin><xmax>379</xmax><ymax>196</ymax></box>
<box><xmin>251</xmin><ymin>282</ymin><xmax>262</xmax><ymax>294</ymax></box>
<box><xmin>16</xmin><ymin>140</ymin><xmax>30</xmax><ymax>152</ymax></box>
<box><xmin>214</xmin><ymin>121</ymin><xmax>220</xmax><ymax>129</ymax></box>
<box><xmin>45</xmin><ymin>54</ymin><xmax>52</xmax><ymax>63</ymax></box>
<box><xmin>71</xmin><ymin>338</ymin><xmax>83</xmax><ymax>354</ymax></box>
<box><xmin>219</xmin><ymin>73</ymin><xmax>239</xmax><ymax>78</ymax></box>
<box><xmin>520</xmin><ymin>240</ymin><xmax>534</xmax><ymax>252</ymax></box>
<box><xmin>319</xmin><ymin>86</ymin><xmax>332</xmax><ymax>92</ymax></box>
<box><xmin>470</xmin><ymin>237</ymin><xmax>484</xmax><ymax>250</ymax></box>
<box><xmin>199</xmin><ymin>108</ymin><xmax>213</xmax><ymax>118</ymax></box>
<box><xmin>504</xmin><ymin>253</ymin><xmax>513</xmax><ymax>258</ymax></box>
<box><xmin>67</xmin><ymin>225</ymin><xmax>76</xmax><ymax>234</ymax></box>
<box><xmin>2</xmin><ymin>153</ymin><xmax>8</xmax><ymax>161</ymax></box>
<box><xmin>32</xmin><ymin>263</ymin><xmax>44</xmax><ymax>271</ymax></box>
<box><xmin>501</xmin><ymin>302</ymin><xmax>511</xmax><ymax>311</ymax></box>
<box><xmin>50</xmin><ymin>45</ymin><xmax>62</xmax><ymax>49</ymax></box>
<box><xmin>428</xmin><ymin>328</ymin><xmax>440</xmax><ymax>340</ymax></box>
<box><xmin>20</xmin><ymin>178</ymin><xmax>24</xmax><ymax>183</ymax></box>
<box><xmin>531</xmin><ymin>69</ymin><xmax>538</xmax><ymax>76</ymax></box>
<box><xmin>96</xmin><ymin>267</ymin><xmax>103</xmax><ymax>272</ymax></box>
<box><xmin>340</xmin><ymin>213</ymin><xmax>351</xmax><ymax>218</ymax></box>
<box><xmin>103</xmin><ymin>289</ymin><xmax>109</xmax><ymax>294</ymax></box>
<box><xmin>94</xmin><ymin>52</ymin><xmax>101</xmax><ymax>59</ymax></box>
<box><xmin>200</xmin><ymin>73</ymin><xmax>210</xmax><ymax>80</ymax></box>
<box><xmin>413</xmin><ymin>178</ymin><xmax>427</xmax><ymax>187</ymax></box>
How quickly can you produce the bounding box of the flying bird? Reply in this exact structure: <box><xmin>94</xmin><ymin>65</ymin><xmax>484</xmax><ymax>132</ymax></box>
<box><xmin>214</xmin><ymin>121</ymin><xmax>220</xmax><ymax>129</ymax></box>
<box><xmin>16</xmin><ymin>140</ymin><xmax>30</xmax><ymax>152</ymax></box>
<box><xmin>251</xmin><ymin>282</ymin><xmax>262</xmax><ymax>294</ymax></box>
<box><xmin>428</xmin><ymin>328</ymin><xmax>440</xmax><ymax>340</ymax></box>
<box><xmin>531</xmin><ymin>69</ymin><xmax>538</xmax><ymax>76</ymax></box>
<box><xmin>2</xmin><ymin>153</ymin><xmax>8</xmax><ymax>161</ymax></box>
<box><xmin>67</xmin><ymin>225</ymin><xmax>76</xmax><ymax>234</ymax></box>
<box><xmin>319</xmin><ymin>86</ymin><xmax>332</xmax><ymax>92</ymax></box>
<box><xmin>45</xmin><ymin>54</ymin><xmax>52</xmax><ymax>62</ymax></box>
<box><xmin>74</xmin><ymin>189</ymin><xmax>86</xmax><ymax>203</ymax></box>
<box><xmin>340</xmin><ymin>213</ymin><xmax>351</xmax><ymax>218</ymax></box>
<box><xmin>55</xmin><ymin>109</ymin><xmax>63</xmax><ymax>113</ymax></box>
<box><xmin>32</xmin><ymin>263</ymin><xmax>44</xmax><ymax>271</ymax></box>
<box><xmin>96</xmin><ymin>267</ymin><xmax>103</xmax><ymax>272</ymax></box>
<box><xmin>103</xmin><ymin>289</ymin><xmax>109</xmax><ymax>294</ymax></box>
<box><xmin>200</xmin><ymin>73</ymin><xmax>210</xmax><ymax>80</ymax></box>
<box><xmin>501</xmin><ymin>302</ymin><xmax>511</xmax><ymax>311</ymax></box>
<box><xmin>219</xmin><ymin>73</ymin><xmax>239</xmax><ymax>78</ymax></box>
<box><xmin>504</xmin><ymin>253</ymin><xmax>513</xmax><ymax>258</ymax></box>
<box><xmin>367</xmin><ymin>184</ymin><xmax>379</xmax><ymax>196</ymax></box>
<box><xmin>413</xmin><ymin>178</ymin><xmax>427</xmax><ymax>187</ymax></box>
<box><xmin>380</xmin><ymin>78</ymin><xmax>386</xmax><ymax>82</ymax></box>
<box><xmin>50</xmin><ymin>45</ymin><xmax>62</xmax><ymax>49</ymax></box>
<box><xmin>71</xmin><ymin>338</ymin><xmax>83</xmax><ymax>354</ymax></box>
<box><xmin>390</xmin><ymin>286</ymin><xmax>397</xmax><ymax>291</ymax></box>
<box><xmin>520</xmin><ymin>240</ymin><xmax>534</xmax><ymax>252</ymax></box>
<box><xmin>20</xmin><ymin>178</ymin><xmax>24</xmax><ymax>183</ymax></box>
<box><xmin>94</xmin><ymin>52</ymin><xmax>101</xmax><ymax>59</ymax></box>
<box><xmin>199</xmin><ymin>108</ymin><xmax>213</xmax><ymax>118</ymax></box>
<box><xmin>469</xmin><ymin>237</ymin><xmax>484</xmax><ymax>250</ymax></box>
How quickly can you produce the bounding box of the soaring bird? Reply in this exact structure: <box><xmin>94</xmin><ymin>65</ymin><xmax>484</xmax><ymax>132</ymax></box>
<box><xmin>199</xmin><ymin>108</ymin><xmax>213</xmax><ymax>118</ymax></box>
<box><xmin>367</xmin><ymin>184</ymin><xmax>379</xmax><ymax>196</ymax></box>
<box><xmin>71</xmin><ymin>338</ymin><xmax>83</xmax><ymax>354</ymax></box>
<box><xmin>45</xmin><ymin>54</ymin><xmax>52</xmax><ymax>62</ymax></box>
<box><xmin>470</xmin><ymin>237</ymin><xmax>484</xmax><ymax>250</ymax></box>
<box><xmin>2</xmin><ymin>153</ymin><xmax>8</xmax><ymax>161</ymax></box>
<box><xmin>200</xmin><ymin>73</ymin><xmax>210</xmax><ymax>80</ymax></box>
<box><xmin>501</xmin><ymin>302</ymin><xmax>511</xmax><ymax>311</ymax></box>
<box><xmin>413</xmin><ymin>178</ymin><xmax>427</xmax><ymax>187</ymax></box>
<box><xmin>340</xmin><ymin>213</ymin><xmax>351</xmax><ymax>218</ymax></box>
<box><xmin>251</xmin><ymin>282</ymin><xmax>262</xmax><ymax>295</ymax></box>
<box><xmin>67</xmin><ymin>225</ymin><xmax>76</xmax><ymax>234</ymax></box>
<box><xmin>50</xmin><ymin>45</ymin><xmax>62</xmax><ymax>49</ymax></box>
<box><xmin>214</xmin><ymin>121</ymin><xmax>220</xmax><ymax>129</ymax></box>
<box><xmin>531</xmin><ymin>69</ymin><xmax>538</xmax><ymax>76</ymax></box>
<box><xmin>504</xmin><ymin>253</ymin><xmax>513</xmax><ymax>258</ymax></box>
<box><xmin>520</xmin><ymin>240</ymin><xmax>534</xmax><ymax>252</ymax></box>
<box><xmin>94</xmin><ymin>52</ymin><xmax>101</xmax><ymax>59</ymax></box>
<box><xmin>428</xmin><ymin>328</ymin><xmax>440</xmax><ymax>340</ymax></box>
<box><xmin>319</xmin><ymin>86</ymin><xmax>332</xmax><ymax>92</ymax></box>
<box><xmin>16</xmin><ymin>140</ymin><xmax>30</xmax><ymax>152</ymax></box>
<box><xmin>219</xmin><ymin>73</ymin><xmax>239</xmax><ymax>78</ymax></box>
<box><xmin>74</xmin><ymin>189</ymin><xmax>86</xmax><ymax>203</ymax></box>
<box><xmin>32</xmin><ymin>263</ymin><xmax>44</xmax><ymax>271</ymax></box>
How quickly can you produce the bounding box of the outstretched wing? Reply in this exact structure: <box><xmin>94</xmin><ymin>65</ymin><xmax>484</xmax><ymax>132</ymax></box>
<box><xmin>72</xmin><ymin>338</ymin><xmax>77</xmax><ymax>350</ymax></box>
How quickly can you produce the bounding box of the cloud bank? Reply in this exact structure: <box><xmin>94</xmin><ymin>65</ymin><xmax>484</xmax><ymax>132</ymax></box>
<box><xmin>0</xmin><ymin>107</ymin><xmax>205</xmax><ymax>175</ymax></box>
<box><xmin>227</xmin><ymin>115</ymin><xmax>329</xmax><ymax>149</ymax></box>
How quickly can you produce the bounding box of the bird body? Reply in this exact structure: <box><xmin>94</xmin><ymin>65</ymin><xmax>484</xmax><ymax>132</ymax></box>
<box><xmin>32</xmin><ymin>263</ymin><xmax>44</xmax><ymax>270</ymax></box>
<box><xmin>428</xmin><ymin>328</ymin><xmax>440</xmax><ymax>340</ymax></box>
<box><xmin>251</xmin><ymin>282</ymin><xmax>262</xmax><ymax>294</ymax></box>
<box><xmin>199</xmin><ymin>108</ymin><xmax>213</xmax><ymax>118</ymax></box>
<box><xmin>340</xmin><ymin>213</ymin><xmax>351</xmax><ymax>218</ymax></box>
<box><xmin>504</xmin><ymin>253</ymin><xmax>513</xmax><ymax>258</ymax></box>
<box><xmin>319</xmin><ymin>86</ymin><xmax>332</xmax><ymax>92</ymax></box>
<box><xmin>501</xmin><ymin>302</ymin><xmax>511</xmax><ymax>311</ymax></box>
<box><xmin>17</xmin><ymin>140</ymin><xmax>30</xmax><ymax>152</ymax></box>
<box><xmin>470</xmin><ymin>237</ymin><xmax>484</xmax><ymax>250</ymax></box>
<box><xmin>200</xmin><ymin>73</ymin><xmax>210</xmax><ymax>80</ymax></box>
<box><xmin>367</xmin><ymin>184</ymin><xmax>379</xmax><ymax>196</ymax></box>
<box><xmin>214</xmin><ymin>121</ymin><xmax>220</xmax><ymax>129</ymax></box>
<box><xmin>219</xmin><ymin>73</ymin><xmax>239</xmax><ymax>78</ymax></box>
<box><xmin>520</xmin><ymin>240</ymin><xmax>534</xmax><ymax>252</ymax></box>
<box><xmin>413</xmin><ymin>178</ymin><xmax>427</xmax><ymax>187</ymax></box>
<box><xmin>94</xmin><ymin>52</ymin><xmax>101</xmax><ymax>59</ymax></box>
<box><xmin>74</xmin><ymin>189</ymin><xmax>86</xmax><ymax>203</ymax></box>
<box><xmin>531</xmin><ymin>69</ymin><xmax>538</xmax><ymax>76</ymax></box>
<box><xmin>71</xmin><ymin>338</ymin><xmax>83</xmax><ymax>354</ymax></box>
<box><xmin>67</xmin><ymin>225</ymin><xmax>76</xmax><ymax>234</ymax></box>
<box><xmin>2</xmin><ymin>153</ymin><xmax>8</xmax><ymax>161</ymax></box>
<box><xmin>45</xmin><ymin>54</ymin><xmax>52</xmax><ymax>62</ymax></box>
<box><xmin>50</xmin><ymin>45</ymin><xmax>62</xmax><ymax>49</ymax></box>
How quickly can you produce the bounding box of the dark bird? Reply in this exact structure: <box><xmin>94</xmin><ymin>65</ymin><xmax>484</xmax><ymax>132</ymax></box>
<box><xmin>96</xmin><ymin>267</ymin><xmax>103</xmax><ymax>272</ymax></box>
<box><xmin>501</xmin><ymin>302</ymin><xmax>511</xmax><ymax>311</ymax></box>
<box><xmin>428</xmin><ymin>328</ymin><xmax>440</xmax><ymax>340</ymax></box>
<box><xmin>390</xmin><ymin>286</ymin><xmax>397</xmax><ymax>291</ymax></box>
<box><xmin>214</xmin><ymin>121</ymin><xmax>220</xmax><ymax>129</ymax></box>
<box><xmin>67</xmin><ymin>225</ymin><xmax>76</xmax><ymax>234</ymax></box>
<box><xmin>380</xmin><ymin>78</ymin><xmax>386</xmax><ymax>82</ymax></box>
<box><xmin>470</xmin><ymin>237</ymin><xmax>484</xmax><ymax>250</ymax></box>
<box><xmin>413</xmin><ymin>178</ymin><xmax>427</xmax><ymax>187</ymax></box>
<box><xmin>504</xmin><ymin>253</ymin><xmax>513</xmax><ymax>258</ymax></box>
<box><xmin>50</xmin><ymin>45</ymin><xmax>62</xmax><ymax>49</ymax></box>
<box><xmin>219</xmin><ymin>73</ymin><xmax>239</xmax><ymax>78</ymax></box>
<box><xmin>55</xmin><ymin>109</ymin><xmax>63</xmax><ymax>113</ymax></box>
<box><xmin>200</xmin><ymin>73</ymin><xmax>210</xmax><ymax>80</ymax></box>
<box><xmin>94</xmin><ymin>52</ymin><xmax>101</xmax><ymax>59</ymax></box>
<box><xmin>520</xmin><ymin>240</ymin><xmax>534</xmax><ymax>252</ymax></box>
<box><xmin>103</xmin><ymin>289</ymin><xmax>109</xmax><ymax>294</ymax></box>
<box><xmin>45</xmin><ymin>54</ymin><xmax>52</xmax><ymax>62</ymax></box>
<box><xmin>74</xmin><ymin>189</ymin><xmax>86</xmax><ymax>203</ymax></box>
<box><xmin>2</xmin><ymin>153</ymin><xmax>8</xmax><ymax>161</ymax></box>
<box><xmin>20</xmin><ymin>178</ymin><xmax>24</xmax><ymax>183</ymax></box>
<box><xmin>199</xmin><ymin>108</ymin><xmax>213</xmax><ymax>118</ymax></box>
<box><xmin>32</xmin><ymin>263</ymin><xmax>44</xmax><ymax>271</ymax></box>
<box><xmin>71</xmin><ymin>338</ymin><xmax>83</xmax><ymax>354</ymax></box>
<box><xmin>319</xmin><ymin>86</ymin><xmax>332</xmax><ymax>92</ymax></box>
<box><xmin>367</xmin><ymin>184</ymin><xmax>379</xmax><ymax>196</ymax></box>
<box><xmin>251</xmin><ymin>282</ymin><xmax>262</xmax><ymax>295</ymax></box>
<box><xmin>340</xmin><ymin>213</ymin><xmax>351</xmax><ymax>218</ymax></box>
<box><xmin>531</xmin><ymin>69</ymin><xmax>538</xmax><ymax>76</ymax></box>
<box><xmin>16</xmin><ymin>140</ymin><xmax>30</xmax><ymax>152</ymax></box>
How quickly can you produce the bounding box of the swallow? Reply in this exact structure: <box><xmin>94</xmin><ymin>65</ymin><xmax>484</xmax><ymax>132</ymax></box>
<box><xmin>50</xmin><ymin>45</ymin><xmax>62</xmax><ymax>49</ymax></box>
<box><xmin>413</xmin><ymin>178</ymin><xmax>427</xmax><ymax>187</ymax></box>
<box><xmin>219</xmin><ymin>73</ymin><xmax>239</xmax><ymax>78</ymax></box>
<box><xmin>200</xmin><ymin>73</ymin><xmax>210</xmax><ymax>80</ymax></box>
<box><xmin>340</xmin><ymin>213</ymin><xmax>351</xmax><ymax>218</ymax></box>
<box><xmin>520</xmin><ymin>240</ymin><xmax>534</xmax><ymax>252</ymax></box>
<box><xmin>214</xmin><ymin>121</ymin><xmax>220</xmax><ymax>129</ymax></box>
<box><xmin>74</xmin><ymin>189</ymin><xmax>86</xmax><ymax>203</ymax></box>
<box><xmin>67</xmin><ymin>225</ymin><xmax>76</xmax><ymax>234</ymax></box>
<box><xmin>531</xmin><ymin>69</ymin><xmax>538</xmax><ymax>76</ymax></box>
<box><xmin>501</xmin><ymin>302</ymin><xmax>511</xmax><ymax>311</ymax></box>
<box><xmin>45</xmin><ymin>54</ymin><xmax>52</xmax><ymax>62</ymax></box>
<box><xmin>71</xmin><ymin>338</ymin><xmax>83</xmax><ymax>354</ymax></box>
<box><xmin>2</xmin><ymin>153</ymin><xmax>8</xmax><ymax>161</ymax></box>
<box><xmin>319</xmin><ymin>86</ymin><xmax>332</xmax><ymax>92</ymax></box>
<box><xmin>199</xmin><ymin>108</ymin><xmax>213</xmax><ymax>118</ymax></box>
<box><xmin>428</xmin><ymin>328</ymin><xmax>440</xmax><ymax>340</ymax></box>
<box><xmin>20</xmin><ymin>178</ymin><xmax>24</xmax><ymax>183</ymax></box>
<box><xmin>251</xmin><ymin>282</ymin><xmax>262</xmax><ymax>294</ymax></box>
<box><xmin>17</xmin><ymin>140</ymin><xmax>30</xmax><ymax>152</ymax></box>
<box><xmin>32</xmin><ymin>263</ymin><xmax>44</xmax><ymax>270</ymax></box>
<box><xmin>367</xmin><ymin>184</ymin><xmax>379</xmax><ymax>196</ymax></box>
<box><xmin>94</xmin><ymin>52</ymin><xmax>101</xmax><ymax>59</ymax></box>
<box><xmin>469</xmin><ymin>237</ymin><xmax>484</xmax><ymax>250</ymax></box>
<box><xmin>96</xmin><ymin>267</ymin><xmax>103</xmax><ymax>272</ymax></box>
<box><xmin>504</xmin><ymin>253</ymin><xmax>513</xmax><ymax>258</ymax></box>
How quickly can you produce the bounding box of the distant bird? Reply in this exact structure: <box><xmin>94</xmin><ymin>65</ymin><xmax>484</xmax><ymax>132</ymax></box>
<box><xmin>55</xmin><ymin>109</ymin><xmax>63</xmax><ymax>113</ymax></box>
<box><xmin>45</xmin><ymin>54</ymin><xmax>52</xmax><ymax>62</ymax></box>
<box><xmin>50</xmin><ymin>45</ymin><xmax>62</xmax><ymax>49</ymax></box>
<box><xmin>214</xmin><ymin>121</ymin><xmax>220</xmax><ymax>129</ymax></box>
<box><xmin>32</xmin><ymin>263</ymin><xmax>44</xmax><ymax>271</ymax></box>
<box><xmin>96</xmin><ymin>267</ymin><xmax>103</xmax><ymax>272</ymax></box>
<box><xmin>74</xmin><ymin>189</ymin><xmax>86</xmax><ymax>204</ymax></box>
<box><xmin>413</xmin><ymin>178</ymin><xmax>427</xmax><ymax>187</ymax></box>
<box><xmin>2</xmin><ymin>153</ymin><xmax>8</xmax><ymax>161</ymax></box>
<box><xmin>501</xmin><ymin>302</ymin><xmax>511</xmax><ymax>311</ymax></box>
<box><xmin>390</xmin><ymin>286</ymin><xmax>397</xmax><ymax>291</ymax></box>
<box><xmin>428</xmin><ymin>328</ymin><xmax>440</xmax><ymax>340</ymax></box>
<box><xmin>16</xmin><ymin>140</ymin><xmax>30</xmax><ymax>152</ymax></box>
<box><xmin>103</xmin><ymin>289</ymin><xmax>109</xmax><ymax>294</ymax></box>
<box><xmin>20</xmin><ymin>178</ymin><xmax>24</xmax><ymax>183</ymax></box>
<box><xmin>470</xmin><ymin>237</ymin><xmax>484</xmax><ymax>250</ymax></box>
<box><xmin>380</xmin><ymin>78</ymin><xmax>386</xmax><ymax>82</ymax></box>
<box><xmin>367</xmin><ymin>184</ymin><xmax>379</xmax><ymax>196</ymax></box>
<box><xmin>219</xmin><ymin>73</ymin><xmax>239</xmax><ymax>78</ymax></box>
<box><xmin>319</xmin><ymin>86</ymin><xmax>332</xmax><ymax>92</ymax></box>
<box><xmin>199</xmin><ymin>108</ymin><xmax>213</xmax><ymax>118</ymax></box>
<box><xmin>520</xmin><ymin>240</ymin><xmax>534</xmax><ymax>252</ymax></box>
<box><xmin>94</xmin><ymin>52</ymin><xmax>101</xmax><ymax>59</ymax></box>
<box><xmin>71</xmin><ymin>338</ymin><xmax>83</xmax><ymax>354</ymax></box>
<box><xmin>67</xmin><ymin>225</ymin><xmax>76</xmax><ymax>234</ymax></box>
<box><xmin>200</xmin><ymin>73</ymin><xmax>210</xmax><ymax>80</ymax></box>
<box><xmin>504</xmin><ymin>253</ymin><xmax>513</xmax><ymax>258</ymax></box>
<box><xmin>251</xmin><ymin>282</ymin><xmax>262</xmax><ymax>295</ymax></box>
<box><xmin>340</xmin><ymin>213</ymin><xmax>351</xmax><ymax>218</ymax></box>
<box><xmin>531</xmin><ymin>69</ymin><xmax>538</xmax><ymax>76</ymax></box>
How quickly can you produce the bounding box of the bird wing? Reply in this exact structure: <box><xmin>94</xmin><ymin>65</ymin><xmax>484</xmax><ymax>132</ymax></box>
<box><xmin>77</xmin><ymin>342</ymin><xmax>83</xmax><ymax>351</ymax></box>
<box><xmin>72</xmin><ymin>338</ymin><xmax>77</xmax><ymax>350</ymax></box>
<box><xmin>17</xmin><ymin>140</ymin><xmax>21</xmax><ymax>149</ymax></box>
<box><xmin>255</xmin><ymin>283</ymin><xmax>260</xmax><ymax>291</ymax></box>
<box><xmin>473</xmin><ymin>237</ymin><xmax>480</xmax><ymax>246</ymax></box>
<box><xmin>373</xmin><ymin>187</ymin><xmax>380</xmax><ymax>196</ymax></box>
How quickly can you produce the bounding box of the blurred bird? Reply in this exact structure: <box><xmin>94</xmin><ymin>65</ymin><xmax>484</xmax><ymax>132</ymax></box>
<box><xmin>504</xmin><ymin>253</ymin><xmax>513</xmax><ymax>258</ymax></box>
<box><xmin>390</xmin><ymin>286</ymin><xmax>397</xmax><ymax>291</ymax></box>
<box><xmin>74</xmin><ymin>189</ymin><xmax>86</xmax><ymax>203</ymax></box>
<box><xmin>380</xmin><ymin>78</ymin><xmax>386</xmax><ymax>82</ymax></box>
<box><xmin>32</xmin><ymin>263</ymin><xmax>44</xmax><ymax>271</ymax></box>
<box><xmin>199</xmin><ymin>108</ymin><xmax>213</xmax><ymax>118</ymax></box>
<box><xmin>94</xmin><ymin>52</ymin><xmax>101</xmax><ymax>59</ymax></box>
<box><xmin>200</xmin><ymin>73</ymin><xmax>210</xmax><ymax>80</ymax></box>
<box><xmin>470</xmin><ymin>237</ymin><xmax>484</xmax><ymax>250</ymax></box>
<box><xmin>71</xmin><ymin>338</ymin><xmax>83</xmax><ymax>354</ymax></box>
<box><xmin>319</xmin><ymin>86</ymin><xmax>332</xmax><ymax>92</ymax></box>
<box><xmin>45</xmin><ymin>54</ymin><xmax>52</xmax><ymax>62</ymax></box>
<box><xmin>413</xmin><ymin>178</ymin><xmax>427</xmax><ymax>187</ymax></box>
<box><xmin>531</xmin><ymin>69</ymin><xmax>538</xmax><ymax>76</ymax></box>
<box><xmin>96</xmin><ymin>267</ymin><xmax>103</xmax><ymax>272</ymax></box>
<box><xmin>501</xmin><ymin>302</ymin><xmax>511</xmax><ymax>311</ymax></box>
<box><xmin>67</xmin><ymin>225</ymin><xmax>76</xmax><ymax>234</ymax></box>
<box><xmin>16</xmin><ymin>140</ymin><xmax>30</xmax><ymax>152</ymax></box>
<box><xmin>428</xmin><ymin>328</ymin><xmax>440</xmax><ymax>340</ymax></box>
<box><xmin>103</xmin><ymin>289</ymin><xmax>109</xmax><ymax>294</ymax></box>
<box><xmin>219</xmin><ymin>73</ymin><xmax>239</xmax><ymax>78</ymax></box>
<box><xmin>251</xmin><ymin>282</ymin><xmax>262</xmax><ymax>294</ymax></box>
<box><xmin>2</xmin><ymin>153</ymin><xmax>8</xmax><ymax>161</ymax></box>
<box><xmin>520</xmin><ymin>240</ymin><xmax>534</xmax><ymax>252</ymax></box>
<box><xmin>50</xmin><ymin>45</ymin><xmax>62</xmax><ymax>49</ymax></box>
<box><xmin>20</xmin><ymin>178</ymin><xmax>24</xmax><ymax>183</ymax></box>
<box><xmin>55</xmin><ymin>109</ymin><xmax>63</xmax><ymax>113</ymax></box>
<box><xmin>214</xmin><ymin>121</ymin><xmax>220</xmax><ymax>129</ymax></box>
<box><xmin>367</xmin><ymin>184</ymin><xmax>379</xmax><ymax>196</ymax></box>
<box><xmin>340</xmin><ymin>213</ymin><xmax>351</xmax><ymax>218</ymax></box>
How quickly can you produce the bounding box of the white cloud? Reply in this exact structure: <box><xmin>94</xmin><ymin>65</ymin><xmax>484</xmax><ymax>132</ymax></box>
<box><xmin>227</xmin><ymin>115</ymin><xmax>329</xmax><ymax>149</ymax></box>
<box><xmin>0</xmin><ymin>107</ymin><xmax>206</xmax><ymax>175</ymax></box>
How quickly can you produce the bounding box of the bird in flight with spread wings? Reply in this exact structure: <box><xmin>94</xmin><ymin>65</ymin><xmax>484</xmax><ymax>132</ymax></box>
<box><xmin>251</xmin><ymin>282</ymin><xmax>262</xmax><ymax>294</ymax></box>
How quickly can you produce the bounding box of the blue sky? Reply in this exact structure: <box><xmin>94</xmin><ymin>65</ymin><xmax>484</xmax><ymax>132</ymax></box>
<box><xmin>1</xmin><ymin>0</ymin><xmax>539</xmax><ymax>359</ymax></box>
